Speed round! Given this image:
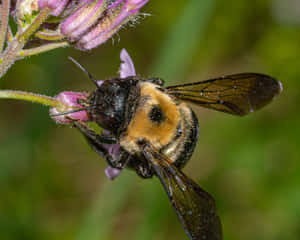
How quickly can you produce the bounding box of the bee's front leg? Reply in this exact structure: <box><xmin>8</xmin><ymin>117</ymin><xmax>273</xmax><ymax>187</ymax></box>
<box><xmin>73</xmin><ymin>121</ymin><xmax>117</xmax><ymax>144</ymax></box>
<box><xmin>73</xmin><ymin>121</ymin><xmax>123</xmax><ymax>180</ymax></box>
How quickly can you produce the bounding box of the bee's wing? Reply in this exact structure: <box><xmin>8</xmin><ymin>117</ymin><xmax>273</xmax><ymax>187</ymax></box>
<box><xmin>142</xmin><ymin>143</ymin><xmax>222</xmax><ymax>240</ymax></box>
<box><xmin>166</xmin><ymin>73</ymin><xmax>282</xmax><ymax>116</ymax></box>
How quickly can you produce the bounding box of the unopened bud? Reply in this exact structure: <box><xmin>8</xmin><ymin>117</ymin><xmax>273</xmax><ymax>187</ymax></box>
<box><xmin>60</xmin><ymin>0</ymin><xmax>108</xmax><ymax>42</ymax></box>
<box><xmin>105</xmin><ymin>166</ymin><xmax>122</xmax><ymax>180</ymax></box>
<box><xmin>38</xmin><ymin>0</ymin><xmax>70</xmax><ymax>16</ymax></box>
<box><xmin>50</xmin><ymin>91</ymin><xmax>90</xmax><ymax>124</ymax></box>
<box><xmin>17</xmin><ymin>0</ymin><xmax>39</xmax><ymax>25</ymax></box>
<box><xmin>60</xmin><ymin>0</ymin><xmax>149</xmax><ymax>50</ymax></box>
<box><xmin>120</xmin><ymin>48</ymin><xmax>136</xmax><ymax>78</ymax></box>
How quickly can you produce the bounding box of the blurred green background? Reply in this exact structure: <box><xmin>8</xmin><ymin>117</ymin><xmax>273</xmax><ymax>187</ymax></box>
<box><xmin>0</xmin><ymin>0</ymin><xmax>299</xmax><ymax>239</ymax></box>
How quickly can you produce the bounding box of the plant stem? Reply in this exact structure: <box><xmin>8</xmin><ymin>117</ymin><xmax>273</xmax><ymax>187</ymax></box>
<box><xmin>18</xmin><ymin>8</ymin><xmax>53</xmax><ymax>42</ymax></box>
<box><xmin>35</xmin><ymin>29</ymin><xmax>66</xmax><ymax>41</ymax></box>
<box><xmin>0</xmin><ymin>40</ymin><xmax>25</xmax><ymax>78</ymax></box>
<box><xmin>0</xmin><ymin>0</ymin><xmax>11</xmax><ymax>53</ymax></box>
<box><xmin>18</xmin><ymin>41</ymin><xmax>70</xmax><ymax>58</ymax></box>
<box><xmin>0</xmin><ymin>8</ymin><xmax>53</xmax><ymax>78</ymax></box>
<box><xmin>0</xmin><ymin>90</ymin><xmax>61</xmax><ymax>108</ymax></box>
<box><xmin>6</xmin><ymin>25</ymin><xmax>13</xmax><ymax>42</ymax></box>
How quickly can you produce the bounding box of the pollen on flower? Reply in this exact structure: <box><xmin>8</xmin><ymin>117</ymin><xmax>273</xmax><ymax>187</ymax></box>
<box><xmin>18</xmin><ymin>0</ymin><xmax>39</xmax><ymax>24</ymax></box>
<box><xmin>20</xmin><ymin>0</ymin><xmax>39</xmax><ymax>15</ymax></box>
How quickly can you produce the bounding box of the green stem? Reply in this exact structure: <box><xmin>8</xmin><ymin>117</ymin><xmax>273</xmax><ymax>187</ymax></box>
<box><xmin>0</xmin><ymin>8</ymin><xmax>52</xmax><ymax>78</ymax></box>
<box><xmin>18</xmin><ymin>41</ymin><xmax>70</xmax><ymax>58</ymax></box>
<box><xmin>6</xmin><ymin>25</ymin><xmax>13</xmax><ymax>42</ymax></box>
<box><xmin>17</xmin><ymin>8</ymin><xmax>52</xmax><ymax>42</ymax></box>
<box><xmin>0</xmin><ymin>0</ymin><xmax>11</xmax><ymax>53</ymax></box>
<box><xmin>35</xmin><ymin>29</ymin><xmax>66</xmax><ymax>41</ymax></box>
<box><xmin>0</xmin><ymin>90</ymin><xmax>61</xmax><ymax>108</ymax></box>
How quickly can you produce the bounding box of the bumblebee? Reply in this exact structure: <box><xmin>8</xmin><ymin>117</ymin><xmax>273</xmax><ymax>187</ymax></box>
<box><xmin>57</xmin><ymin>50</ymin><xmax>282</xmax><ymax>240</ymax></box>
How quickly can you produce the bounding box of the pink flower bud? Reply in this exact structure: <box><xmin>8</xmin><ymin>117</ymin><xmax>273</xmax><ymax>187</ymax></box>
<box><xmin>59</xmin><ymin>0</ymin><xmax>149</xmax><ymax>50</ymax></box>
<box><xmin>37</xmin><ymin>0</ymin><xmax>149</xmax><ymax>50</ymax></box>
<box><xmin>60</xmin><ymin>0</ymin><xmax>107</xmax><ymax>41</ymax></box>
<box><xmin>50</xmin><ymin>91</ymin><xmax>90</xmax><ymax>124</ymax></box>
<box><xmin>77</xmin><ymin>0</ymin><xmax>149</xmax><ymax>50</ymax></box>
<box><xmin>120</xmin><ymin>48</ymin><xmax>136</xmax><ymax>78</ymax></box>
<box><xmin>105</xmin><ymin>166</ymin><xmax>122</xmax><ymax>180</ymax></box>
<box><xmin>38</xmin><ymin>0</ymin><xmax>70</xmax><ymax>16</ymax></box>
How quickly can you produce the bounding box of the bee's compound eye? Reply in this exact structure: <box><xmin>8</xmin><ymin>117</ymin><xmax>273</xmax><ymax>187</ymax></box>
<box><xmin>149</xmin><ymin>105</ymin><xmax>165</xmax><ymax>124</ymax></box>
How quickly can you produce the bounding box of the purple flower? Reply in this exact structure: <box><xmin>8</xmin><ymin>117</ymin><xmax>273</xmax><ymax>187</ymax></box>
<box><xmin>37</xmin><ymin>0</ymin><xmax>149</xmax><ymax>50</ymax></box>
<box><xmin>105</xmin><ymin>166</ymin><xmax>122</xmax><ymax>180</ymax></box>
<box><xmin>50</xmin><ymin>91</ymin><xmax>90</xmax><ymax>124</ymax></box>
<box><xmin>49</xmin><ymin>48</ymin><xmax>135</xmax><ymax>125</ymax></box>
<box><xmin>49</xmin><ymin>49</ymin><xmax>136</xmax><ymax>180</ymax></box>
<box><xmin>38</xmin><ymin>0</ymin><xmax>70</xmax><ymax>16</ymax></box>
<box><xmin>60</xmin><ymin>0</ymin><xmax>107</xmax><ymax>42</ymax></box>
<box><xmin>61</xmin><ymin>0</ymin><xmax>149</xmax><ymax>50</ymax></box>
<box><xmin>120</xmin><ymin>48</ymin><xmax>136</xmax><ymax>78</ymax></box>
<box><xmin>101</xmin><ymin>48</ymin><xmax>136</xmax><ymax>180</ymax></box>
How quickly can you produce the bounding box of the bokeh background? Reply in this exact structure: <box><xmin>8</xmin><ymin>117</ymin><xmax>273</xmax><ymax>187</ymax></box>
<box><xmin>0</xmin><ymin>0</ymin><xmax>299</xmax><ymax>239</ymax></box>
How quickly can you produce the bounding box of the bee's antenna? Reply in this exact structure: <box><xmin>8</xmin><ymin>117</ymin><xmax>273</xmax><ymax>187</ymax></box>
<box><xmin>68</xmin><ymin>57</ymin><xmax>99</xmax><ymax>87</ymax></box>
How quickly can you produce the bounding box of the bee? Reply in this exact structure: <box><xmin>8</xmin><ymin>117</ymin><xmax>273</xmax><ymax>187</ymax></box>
<box><xmin>54</xmin><ymin>49</ymin><xmax>282</xmax><ymax>240</ymax></box>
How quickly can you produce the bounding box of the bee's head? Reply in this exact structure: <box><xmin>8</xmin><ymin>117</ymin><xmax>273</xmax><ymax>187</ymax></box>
<box><xmin>88</xmin><ymin>78</ymin><xmax>140</xmax><ymax>135</ymax></box>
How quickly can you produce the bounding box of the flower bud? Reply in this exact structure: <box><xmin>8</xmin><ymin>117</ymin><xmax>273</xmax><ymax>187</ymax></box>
<box><xmin>17</xmin><ymin>0</ymin><xmax>39</xmax><ymax>25</ymax></box>
<box><xmin>38</xmin><ymin>0</ymin><xmax>70</xmax><ymax>16</ymax></box>
<box><xmin>105</xmin><ymin>166</ymin><xmax>122</xmax><ymax>180</ymax></box>
<box><xmin>100</xmin><ymin>129</ymin><xmax>122</xmax><ymax>180</ymax></box>
<box><xmin>120</xmin><ymin>48</ymin><xmax>136</xmax><ymax>78</ymax></box>
<box><xmin>60</xmin><ymin>0</ymin><xmax>108</xmax><ymax>42</ymax></box>
<box><xmin>102</xmin><ymin>48</ymin><xmax>135</xmax><ymax>180</ymax></box>
<box><xmin>50</xmin><ymin>91</ymin><xmax>90</xmax><ymax>124</ymax></box>
<box><xmin>60</xmin><ymin>0</ymin><xmax>149</xmax><ymax>50</ymax></box>
<box><xmin>97</xmin><ymin>80</ymin><xmax>104</xmax><ymax>86</ymax></box>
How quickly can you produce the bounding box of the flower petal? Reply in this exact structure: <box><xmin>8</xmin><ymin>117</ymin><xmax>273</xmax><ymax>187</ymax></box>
<box><xmin>50</xmin><ymin>91</ymin><xmax>89</xmax><ymax>124</ymax></box>
<box><xmin>38</xmin><ymin>0</ymin><xmax>70</xmax><ymax>16</ymax></box>
<box><xmin>50</xmin><ymin>0</ymin><xmax>71</xmax><ymax>16</ymax></box>
<box><xmin>76</xmin><ymin>0</ymin><xmax>148</xmax><ymax>50</ymax></box>
<box><xmin>60</xmin><ymin>0</ymin><xmax>107</xmax><ymax>41</ymax></box>
<box><xmin>97</xmin><ymin>80</ymin><xmax>104</xmax><ymax>86</ymax></box>
<box><xmin>120</xmin><ymin>48</ymin><xmax>136</xmax><ymax>78</ymax></box>
<box><xmin>105</xmin><ymin>166</ymin><xmax>122</xmax><ymax>180</ymax></box>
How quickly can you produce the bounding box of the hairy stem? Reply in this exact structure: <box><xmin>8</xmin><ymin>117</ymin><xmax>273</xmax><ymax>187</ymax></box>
<box><xmin>0</xmin><ymin>0</ymin><xmax>11</xmax><ymax>53</ymax></box>
<box><xmin>35</xmin><ymin>29</ymin><xmax>66</xmax><ymax>41</ymax></box>
<box><xmin>6</xmin><ymin>25</ymin><xmax>13</xmax><ymax>42</ymax></box>
<box><xmin>0</xmin><ymin>8</ymin><xmax>52</xmax><ymax>78</ymax></box>
<box><xmin>0</xmin><ymin>90</ymin><xmax>61</xmax><ymax>107</ymax></box>
<box><xmin>18</xmin><ymin>8</ymin><xmax>52</xmax><ymax>42</ymax></box>
<box><xmin>18</xmin><ymin>41</ymin><xmax>70</xmax><ymax>58</ymax></box>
